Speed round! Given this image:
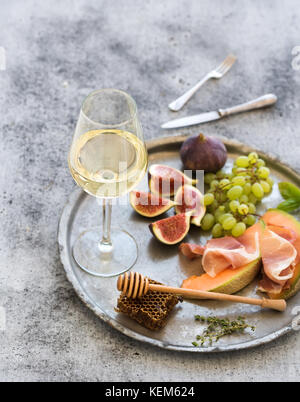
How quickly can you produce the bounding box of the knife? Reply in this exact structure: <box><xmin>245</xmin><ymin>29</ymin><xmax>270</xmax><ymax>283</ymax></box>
<box><xmin>161</xmin><ymin>94</ymin><xmax>277</xmax><ymax>129</ymax></box>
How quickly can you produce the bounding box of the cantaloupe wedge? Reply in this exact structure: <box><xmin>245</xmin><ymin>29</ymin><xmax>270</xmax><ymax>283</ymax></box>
<box><xmin>182</xmin><ymin>259</ymin><xmax>261</xmax><ymax>295</ymax></box>
<box><xmin>263</xmin><ymin>209</ymin><xmax>300</xmax><ymax>300</ymax></box>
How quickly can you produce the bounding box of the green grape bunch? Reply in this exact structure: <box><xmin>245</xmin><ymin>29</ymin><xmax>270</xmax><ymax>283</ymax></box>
<box><xmin>202</xmin><ymin>152</ymin><xmax>274</xmax><ymax>238</ymax></box>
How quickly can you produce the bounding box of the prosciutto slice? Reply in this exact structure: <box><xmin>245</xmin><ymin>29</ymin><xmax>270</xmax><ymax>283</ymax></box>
<box><xmin>179</xmin><ymin>243</ymin><xmax>205</xmax><ymax>260</ymax></box>
<box><xmin>179</xmin><ymin>223</ymin><xmax>261</xmax><ymax>278</ymax></box>
<box><xmin>260</xmin><ymin>228</ymin><xmax>296</xmax><ymax>285</ymax></box>
<box><xmin>202</xmin><ymin>231</ymin><xmax>260</xmax><ymax>277</ymax></box>
<box><xmin>266</xmin><ymin>225</ymin><xmax>297</xmax><ymax>244</ymax></box>
<box><xmin>258</xmin><ymin>273</ymin><xmax>285</xmax><ymax>295</ymax></box>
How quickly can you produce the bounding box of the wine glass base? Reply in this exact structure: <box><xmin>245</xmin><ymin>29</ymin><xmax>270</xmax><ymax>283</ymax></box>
<box><xmin>72</xmin><ymin>228</ymin><xmax>138</xmax><ymax>277</ymax></box>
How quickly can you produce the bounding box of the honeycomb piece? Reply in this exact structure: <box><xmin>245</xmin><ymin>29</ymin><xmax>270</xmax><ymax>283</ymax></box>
<box><xmin>116</xmin><ymin>279</ymin><xmax>181</xmax><ymax>331</ymax></box>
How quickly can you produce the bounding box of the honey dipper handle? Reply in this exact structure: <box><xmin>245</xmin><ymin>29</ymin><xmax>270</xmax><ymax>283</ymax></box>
<box><xmin>148</xmin><ymin>284</ymin><xmax>287</xmax><ymax>312</ymax></box>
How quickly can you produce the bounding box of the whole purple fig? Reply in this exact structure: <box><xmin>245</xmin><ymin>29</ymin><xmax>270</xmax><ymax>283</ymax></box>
<box><xmin>180</xmin><ymin>133</ymin><xmax>227</xmax><ymax>172</ymax></box>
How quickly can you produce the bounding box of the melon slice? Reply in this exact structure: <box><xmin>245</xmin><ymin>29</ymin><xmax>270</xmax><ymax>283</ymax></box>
<box><xmin>262</xmin><ymin>209</ymin><xmax>300</xmax><ymax>300</ymax></box>
<box><xmin>182</xmin><ymin>259</ymin><xmax>261</xmax><ymax>295</ymax></box>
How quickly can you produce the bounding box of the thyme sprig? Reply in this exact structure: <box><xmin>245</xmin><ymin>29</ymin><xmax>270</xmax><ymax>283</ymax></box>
<box><xmin>192</xmin><ymin>315</ymin><xmax>256</xmax><ymax>347</ymax></box>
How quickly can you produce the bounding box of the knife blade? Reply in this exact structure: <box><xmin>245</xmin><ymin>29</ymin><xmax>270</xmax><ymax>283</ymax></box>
<box><xmin>161</xmin><ymin>94</ymin><xmax>278</xmax><ymax>129</ymax></box>
<box><xmin>161</xmin><ymin>111</ymin><xmax>221</xmax><ymax>129</ymax></box>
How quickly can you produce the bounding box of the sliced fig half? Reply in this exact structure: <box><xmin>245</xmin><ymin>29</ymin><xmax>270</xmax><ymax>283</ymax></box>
<box><xmin>174</xmin><ymin>185</ymin><xmax>206</xmax><ymax>227</ymax></box>
<box><xmin>130</xmin><ymin>190</ymin><xmax>176</xmax><ymax>218</ymax></box>
<box><xmin>149</xmin><ymin>213</ymin><xmax>191</xmax><ymax>245</ymax></box>
<box><xmin>148</xmin><ymin>164</ymin><xmax>197</xmax><ymax>197</ymax></box>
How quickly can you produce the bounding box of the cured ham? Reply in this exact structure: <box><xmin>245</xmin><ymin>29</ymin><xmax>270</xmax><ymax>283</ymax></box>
<box><xmin>263</xmin><ymin>211</ymin><xmax>300</xmax><ymax>263</ymax></box>
<box><xmin>266</xmin><ymin>225</ymin><xmax>297</xmax><ymax>244</ymax></box>
<box><xmin>202</xmin><ymin>230</ymin><xmax>260</xmax><ymax>278</ymax></box>
<box><xmin>179</xmin><ymin>223</ymin><xmax>261</xmax><ymax>278</ymax></box>
<box><xmin>179</xmin><ymin>243</ymin><xmax>204</xmax><ymax>260</ymax></box>
<box><xmin>258</xmin><ymin>273</ymin><xmax>285</xmax><ymax>295</ymax></box>
<box><xmin>259</xmin><ymin>228</ymin><xmax>296</xmax><ymax>285</ymax></box>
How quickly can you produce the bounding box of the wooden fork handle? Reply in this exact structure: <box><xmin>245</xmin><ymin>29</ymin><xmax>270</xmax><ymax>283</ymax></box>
<box><xmin>149</xmin><ymin>284</ymin><xmax>286</xmax><ymax>312</ymax></box>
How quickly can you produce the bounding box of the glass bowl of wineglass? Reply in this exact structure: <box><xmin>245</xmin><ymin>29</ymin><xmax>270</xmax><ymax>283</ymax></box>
<box><xmin>68</xmin><ymin>89</ymin><xmax>148</xmax><ymax>277</ymax></box>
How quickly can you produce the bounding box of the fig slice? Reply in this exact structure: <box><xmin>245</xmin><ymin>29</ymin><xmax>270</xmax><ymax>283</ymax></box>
<box><xmin>174</xmin><ymin>185</ymin><xmax>206</xmax><ymax>227</ymax></box>
<box><xmin>149</xmin><ymin>213</ymin><xmax>192</xmax><ymax>245</ymax></box>
<box><xmin>130</xmin><ymin>190</ymin><xmax>176</xmax><ymax>218</ymax></box>
<box><xmin>148</xmin><ymin>164</ymin><xmax>197</xmax><ymax>197</ymax></box>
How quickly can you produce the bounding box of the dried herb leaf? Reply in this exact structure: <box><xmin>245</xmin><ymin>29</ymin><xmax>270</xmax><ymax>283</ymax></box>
<box><xmin>192</xmin><ymin>315</ymin><xmax>255</xmax><ymax>347</ymax></box>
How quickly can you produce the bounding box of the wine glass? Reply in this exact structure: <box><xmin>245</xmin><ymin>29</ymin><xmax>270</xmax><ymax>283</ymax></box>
<box><xmin>68</xmin><ymin>89</ymin><xmax>148</xmax><ymax>277</ymax></box>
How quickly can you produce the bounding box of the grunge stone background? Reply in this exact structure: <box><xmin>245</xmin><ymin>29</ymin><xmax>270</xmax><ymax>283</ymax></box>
<box><xmin>0</xmin><ymin>0</ymin><xmax>299</xmax><ymax>381</ymax></box>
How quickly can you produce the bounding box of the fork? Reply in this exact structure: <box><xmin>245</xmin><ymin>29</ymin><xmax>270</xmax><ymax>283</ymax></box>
<box><xmin>168</xmin><ymin>54</ymin><xmax>237</xmax><ymax>112</ymax></box>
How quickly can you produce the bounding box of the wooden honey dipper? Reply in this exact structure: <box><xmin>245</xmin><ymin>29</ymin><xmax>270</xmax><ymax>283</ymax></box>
<box><xmin>117</xmin><ymin>272</ymin><xmax>287</xmax><ymax>312</ymax></box>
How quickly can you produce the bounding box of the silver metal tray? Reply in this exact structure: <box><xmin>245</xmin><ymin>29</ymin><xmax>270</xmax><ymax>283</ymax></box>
<box><xmin>58</xmin><ymin>135</ymin><xmax>300</xmax><ymax>352</ymax></box>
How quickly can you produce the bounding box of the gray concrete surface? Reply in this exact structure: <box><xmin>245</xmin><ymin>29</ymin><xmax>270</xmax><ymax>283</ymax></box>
<box><xmin>0</xmin><ymin>0</ymin><xmax>300</xmax><ymax>382</ymax></box>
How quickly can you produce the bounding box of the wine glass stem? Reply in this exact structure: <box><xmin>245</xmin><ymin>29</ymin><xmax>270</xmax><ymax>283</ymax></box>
<box><xmin>101</xmin><ymin>199</ymin><xmax>112</xmax><ymax>247</ymax></box>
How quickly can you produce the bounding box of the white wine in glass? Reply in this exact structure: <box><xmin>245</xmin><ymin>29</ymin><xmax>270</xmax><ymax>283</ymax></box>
<box><xmin>68</xmin><ymin>89</ymin><xmax>148</xmax><ymax>277</ymax></box>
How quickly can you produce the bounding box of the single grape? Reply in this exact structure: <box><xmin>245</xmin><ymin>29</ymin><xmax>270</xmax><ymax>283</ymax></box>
<box><xmin>204</xmin><ymin>193</ymin><xmax>215</xmax><ymax>206</ymax></box>
<box><xmin>232</xmin><ymin>166</ymin><xmax>238</xmax><ymax>175</ymax></box>
<box><xmin>201</xmin><ymin>214</ymin><xmax>215</xmax><ymax>231</ymax></box>
<box><xmin>248</xmin><ymin>193</ymin><xmax>258</xmax><ymax>204</ymax></box>
<box><xmin>212</xmin><ymin>223</ymin><xmax>224</xmax><ymax>238</ymax></box>
<box><xmin>248</xmin><ymin>152</ymin><xmax>258</xmax><ymax>164</ymax></box>
<box><xmin>248</xmin><ymin>203</ymin><xmax>256</xmax><ymax>214</ymax></box>
<box><xmin>215</xmin><ymin>206</ymin><xmax>226</xmax><ymax>221</ymax></box>
<box><xmin>236</xmin><ymin>168</ymin><xmax>248</xmax><ymax>176</ymax></box>
<box><xmin>243</xmin><ymin>182</ymin><xmax>252</xmax><ymax>195</ymax></box>
<box><xmin>239</xmin><ymin>194</ymin><xmax>249</xmax><ymax>204</ymax></box>
<box><xmin>223</xmin><ymin>201</ymin><xmax>230</xmax><ymax>211</ymax></box>
<box><xmin>235</xmin><ymin>156</ymin><xmax>249</xmax><ymax>168</ymax></box>
<box><xmin>260</xmin><ymin>180</ymin><xmax>271</xmax><ymax>193</ymax></box>
<box><xmin>252</xmin><ymin>182</ymin><xmax>264</xmax><ymax>199</ymax></box>
<box><xmin>229</xmin><ymin>200</ymin><xmax>240</xmax><ymax>213</ymax></box>
<box><xmin>216</xmin><ymin>213</ymin><xmax>226</xmax><ymax>224</ymax></box>
<box><xmin>257</xmin><ymin>166</ymin><xmax>270</xmax><ymax>179</ymax></box>
<box><xmin>210</xmin><ymin>180</ymin><xmax>219</xmax><ymax>190</ymax></box>
<box><xmin>210</xmin><ymin>200</ymin><xmax>219</xmax><ymax>211</ymax></box>
<box><xmin>219</xmin><ymin>179</ymin><xmax>231</xmax><ymax>189</ymax></box>
<box><xmin>232</xmin><ymin>222</ymin><xmax>246</xmax><ymax>237</ymax></box>
<box><xmin>219</xmin><ymin>192</ymin><xmax>228</xmax><ymax>203</ymax></box>
<box><xmin>256</xmin><ymin>158</ymin><xmax>266</xmax><ymax>167</ymax></box>
<box><xmin>238</xmin><ymin>203</ymin><xmax>249</xmax><ymax>215</ymax></box>
<box><xmin>218</xmin><ymin>213</ymin><xmax>234</xmax><ymax>224</ymax></box>
<box><xmin>244</xmin><ymin>214</ymin><xmax>256</xmax><ymax>226</ymax></box>
<box><xmin>216</xmin><ymin>170</ymin><xmax>225</xmax><ymax>179</ymax></box>
<box><xmin>232</xmin><ymin>176</ymin><xmax>246</xmax><ymax>186</ymax></box>
<box><xmin>204</xmin><ymin>173</ymin><xmax>216</xmax><ymax>184</ymax></box>
<box><xmin>227</xmin><ymin>185</ymin><xmax>243</xmax><ymax>200</ymax></box>
<box><xmin>266</xmin><ymin>177</ymin><xmax>274</xmax><ymax>187</ymax></box>
<box><xmin>222</xmin><ymin>217</ymin><xmax>237</xmax><ymax>230</ymax></box>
